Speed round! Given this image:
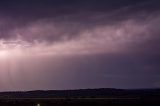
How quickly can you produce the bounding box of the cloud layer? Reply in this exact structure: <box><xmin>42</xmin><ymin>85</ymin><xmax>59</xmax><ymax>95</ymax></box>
<box><xmin>0</xmin><ymin>0</ymin><xmax>160</xmax><ymax>91</ymax></box>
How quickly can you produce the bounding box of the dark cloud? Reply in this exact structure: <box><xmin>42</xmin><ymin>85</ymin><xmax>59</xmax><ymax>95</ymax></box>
<box><xmin>0</xmin><ymin>0</ymin><xmax>159</xmax><ymax>42</ymax></box>
<box><xmin>0</xmin><ymin>0</ymin><xmax>159</xmax><ymax>41</ymax></box>
<box><xmin>0</xmin><ymin>0</ymin><xmax>160</xmax><ymax>91</ymax></box>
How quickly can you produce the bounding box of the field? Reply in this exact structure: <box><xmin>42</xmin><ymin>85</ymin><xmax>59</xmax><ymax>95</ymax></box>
<box><xmin>0</xmin><ymin>97</ymin><xmax>159</xmax><ymax>106</ymax></box>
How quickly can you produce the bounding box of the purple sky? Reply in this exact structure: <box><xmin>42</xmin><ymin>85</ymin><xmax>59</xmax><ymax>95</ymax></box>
<box><xmin>0</xmin><ymin>0</ymin><xmax>160</xmax><ymax>91</ymax></box>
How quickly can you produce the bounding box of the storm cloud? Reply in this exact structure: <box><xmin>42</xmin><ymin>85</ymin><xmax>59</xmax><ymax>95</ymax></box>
<box><xmin>0</xmin><ymin>0</ymin><xmax>160</xmax><ymax>91</ymax></box>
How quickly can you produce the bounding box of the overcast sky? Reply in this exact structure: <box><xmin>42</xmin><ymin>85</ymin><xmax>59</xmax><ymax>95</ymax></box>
<box><xmin>0</xmin><ymin>0</ymin><xmax>160</xmax><ymax>91</ymax></box>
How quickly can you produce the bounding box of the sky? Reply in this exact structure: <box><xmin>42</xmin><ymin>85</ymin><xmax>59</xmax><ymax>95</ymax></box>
<box><xmin>0</xmin><ymin>0</ymin><xmax>160</xmax><ymax>91</ymax></box>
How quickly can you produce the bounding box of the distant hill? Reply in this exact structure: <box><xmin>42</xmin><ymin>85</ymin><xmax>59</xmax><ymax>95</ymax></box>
<box><xmin>0</xmin><ymin>88</ymin><xmax>160</xmax><ymax>98</ymax></box>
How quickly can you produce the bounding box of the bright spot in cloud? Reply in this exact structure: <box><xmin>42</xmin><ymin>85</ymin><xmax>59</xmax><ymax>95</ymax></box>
<box><xmin>0</xmin><ymin>50</ymin><xmax>9</xmax><ymax>58</ymax></box>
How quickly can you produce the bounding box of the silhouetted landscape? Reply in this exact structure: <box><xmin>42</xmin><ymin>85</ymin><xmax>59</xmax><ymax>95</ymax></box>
<box><xmin>0</xmin><ymin>0</ymin><xmax>160</xmax><ymax>105</ymax></box>
<box><xmin>0</xmin><ymin>88</ymin><xmax>160</xmax><ymax>106</ymax></box>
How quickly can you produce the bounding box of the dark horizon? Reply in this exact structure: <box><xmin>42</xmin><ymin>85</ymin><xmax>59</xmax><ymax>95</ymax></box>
<box><xmin>0</xmin><ymin>0</ymin><xmax>160</xmax><ymax>91</ymax></box>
